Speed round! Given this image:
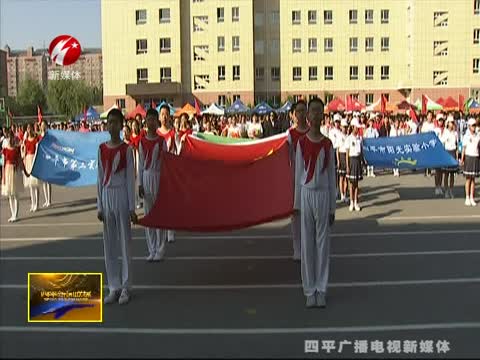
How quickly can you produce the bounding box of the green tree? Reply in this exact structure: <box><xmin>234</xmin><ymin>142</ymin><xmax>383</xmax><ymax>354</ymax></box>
<box><xmin>16</xmin><ymin>77</ymin><xmax>46</xmax><ymax>115</ymax></box>
<box><xmin>47</xmin><ymin>79</ymin><xmax>91</xmax><ymax>119</ymax></box>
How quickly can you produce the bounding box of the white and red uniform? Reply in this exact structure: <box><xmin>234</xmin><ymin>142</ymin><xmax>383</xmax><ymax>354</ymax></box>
<box><xmin>23</xmin><ymin>137</ymin><xmax>40</xmax><ymax>188</ymax></box>
<box><xmin>294</xmin><ymin>136</ymin><xmax>336</xmax><ymax>298</ymax></box>
<box><xmin>2</xmin><ymin>146</ymin><xmax>21</xmax><ymax>197</ymax></box>
<box><xmin>287</xmin><ymin>127</ymin><xmax>309</xmax><ymax>260</ymax></box>
<box><xmin>138</xmin><ymin>135</ymin><xmax>168</xmax><ymax>258</ymax></box>
<box><xmin>97</xmin><ymin>142</ymin><xmax>135</xmax><ymax>293</ymax></box>
<box><xmin>129</xmin><ymin>133</ymin><xmax>142</xmax><ymax>208</ymax></box>
<box><xmin>157</xmin><ymin>128</ymin><xmax>176</xmax><ymax>154</ymax></box>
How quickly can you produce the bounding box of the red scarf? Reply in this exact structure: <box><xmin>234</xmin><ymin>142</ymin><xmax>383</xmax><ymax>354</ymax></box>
<box><xmin>140</xmin><ymin>136</ymin><xmax>164</xmax><ymax>170</ymax></box>
<box><xmin>100</xmin><ymin>143</ymin><xmax>128</xmax><ymax>186</ymax></box>
<box><xmin>299</xmin><ymin>136</ymin><xmax>332</xmax><ymax>184</ymax></box>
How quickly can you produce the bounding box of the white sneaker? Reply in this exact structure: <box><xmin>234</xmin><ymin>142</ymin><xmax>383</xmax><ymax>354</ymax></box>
<box><xmin>167</xmin><ymin>234</ymin><xmax>175</xmax><ymax>243</ymax></box>
<box><xmin>104</xmin><ymin>290</ymin><xmax>119</xmax><ymax>305</ymax></box>
<box><xmin>349</xmin><ymin>203</ymin><xmax>354</xmax><ymax>212</ymax></box>
<box><xmin>7</xmin><ymin>217</ymin><xmax>14</xmax><ymax>223</ymax></box>
<box><xmin>438</xmin><ymin>188</ymin><xmax>444</xmax><ymax>195</ymax></box>
<box><xmin>146</xmin><ymin>254</ymin><xmax>154</xmax><ymax>262</ymax></box>
<box><xmin>340</xmin><ymin>194</ymin><xmax>345</xmax><ymax>202</ymax></box>
<box><xmin>465</xmin><ymin>198</ymin><xmax>471</xmax><ymax>207</ymax></box>
<box><xmin>445</xmin><ymin>190</ymin><xmax>450</xmax><ymax>199</ymax></box>
<box><xmin>315</xmin><ymin>292</ymin><xmax>326</xmax><ymax>308</ymax></box>
<box><xmin>354</xmin><ymin>203</ymin><xmax>361</xmax><ymax>212</ymax></box>
<box><xmin>371</xmin><ymin>172</ymin><xmax>376</xmax><ymax>178</ymax></box>
<box><xmin>306</xmin><ymin>295</ymin><xmax>316</xmax><ymax>308</ymax></box>
<box><xmin>153</xmin><ymin>252</ymin><xmax>164</xmax><ymax>262</ymax></box>
<box><xmin>471</xmin><ymin>198</ymin><xmax>477</xmax><ymax>207</ymax></box>
<box><xmin>118</xmin><ymin>289</ymin><xmax>130</xmax><ymax>305</ymax></box>
<box><xmin>449</xmin><ymin>189</ymin><xmax>454</xmax><ymax>199</ymax></box>
<box><xmin>42</xmin><ymin>202</ymin><xmax>48</xmax><ymax>208</ymax></box>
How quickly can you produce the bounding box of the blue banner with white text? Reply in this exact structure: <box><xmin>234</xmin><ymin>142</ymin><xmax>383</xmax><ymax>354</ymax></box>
<box><xmin>363</xmin><ymin>133</ymin><xmax>458</xmax><ymax>169</ymax></box>
<box><xmin>31</xmin><ymin>130</ymin><xmax>110</xmax><ymax>187</ymax></box>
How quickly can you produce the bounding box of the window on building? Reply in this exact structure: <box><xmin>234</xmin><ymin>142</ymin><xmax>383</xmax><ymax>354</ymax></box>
<box><xmin>218</xmin><ymin>95</ymin><xmax>226</xmax><ymax>106</ymax></box>
<box><xmin>217</xmin><ymin>36</ymin><xmax>225</xmax><ymax>52</ymax></box>
<box><xmin>232</xmin><ymin>7</ymin><xmax>239</xmax><ymax>22</ymax></box>
<box><xmin>136</xmin><ymin>9</ymin><xmax>147</xmax><ymax>25</ymax></box>
<box><xmin>309</xmin><ymin>38</ymin><xmax>317</xmax><ymax>52</ymax></box>
<box><xmin>136</xmin><ymin>39</ymin><xmax>147</xmax><ymax>54</ymax></box>
<box><xmin>255</xmin><ymin>12</ymin><xmax>264</xmax><ymax>26</ymax></box>
<box><xmin>232</xmin><ymin>36</ymin><xmax>240</xmax><ymax>51</ymax></box>
<box><xmin>271</xmin><ymin>67</ymin><xmax>280</xmax><ymax>81</ymax></box>
<box><xmin>434</xmin><ymin>11</ymin><xmax>448</xmax><ymax>27</ymax></box>
<box><xmin>293</xmin><ymin>67</ymin><xmax>302</xmax><ymax>81</ymax></box>
<box><xmin>309</xmin><ymin>66</ymin><xmax>318</xmax><ymax>80</ymax></box>
<box><xmin>293</xmin><ymin>38</ymin><xmax>302</xmax><ymax>53</ymax></box>
<box><xmin>365</xmin><ymin>93</ymin><xmax>374</xmax><ymax>105</ymax></box>
<box><xmin>308</xmin><ymin>10</ymin><xmax>317</xmax><ymax>24</ymax></box>
<box><xmin>292</xmin><ymin>10</ymin><xmax>301</xmax><ymax>24</ymax></box>
<box><xmin>475</xmin><ymin>0</ymin><xmax>480</xmax><ymax>15</ymax></box>
<box><xmin>381</xmin><ymin>9</ymin><xmax>389</xmax><ymax>23</ymax></box>
<box><xmin>350</xmin><ymin>37</ymin><xmax>358</xmax><ymax>52</ymax></box>
<box><xmin>433</xmin><ymin>71</ymin><xmax>448</xmax><ymax>85</ymax></box>
<box><xmin>474</xmin><ymin>29</ymin><xmax>480</xmax><ymax>44</ymax></box>
<box><xmin>324</xmin><ymin>38</ymin><xmax>333</xmax><ymax>52</ymax></box>
<box><xmin>160</xmin><ymin>67</ymin><xmax>171</xmax><ymax>83</ymax></box>
<box><xmin>434</xmin><ymin>41</ymin><xmax>448</xmax><ymax>56</ymax></box>
<box><xmin>365</xmin><ymin>9</ymin><xmax>374</xmax><ymax>24</ymax></box>
<box><xmin>381</xmin><ymin>37</ymin><xmax>390</xmax><ymax>51</ymax></box>
<box><xmin>271</xmin><ymin>11</ymin><xmax>280</xmax><ymax>24</ymax></box>
<box><xmin>293</xmin><ymin>95</ymin><xmax>302</xmax><ymax>102</ymax></box>
<box><xmin>381</xmin><ymin>65</ymin><xmax>390</xmax><ymax>80</ymax></box>
<box><xmin>193</xmin><ymin>16</ymin><xmax>208</xmax><ymax>32</ymax></box>
<box><xmin>382</xmin><ymin>93</ymin><xmax>390</xmax><ymax>101</ymax></box>
<box><xmin>256</xmin><ymin>67</ymin><xmax>265</xmax><ymax>80</ymax></box>
<box><xmin>324</xmin><ymin>10</ymin><xmax>333</xmax><ymax>24</ymax></box>
<box><xmin>350</xmin><ymin>66</ymin><xmax>359</xmax><ymax>80</ymax></box>
<box><xmin>217</xmin><ymin>7</ymin><xmax>224</xmax><ymax>22</ymax></box>
<box><xmin>325</xmin><ymin>93</ymin><xmax>334</xmax><ymax>104</ymax></box>
<box><xmin>271</xmin><ymin>96</ymin><xmax>280</xmax><ymax>106</ymax></box>
<box><xmin>255</xmin><ymin>40</ymin><xmax>264</xmax><ymax>54</ymax></box>
<box><xmin>474</xmin><ymin>59</ymin><xmax>480</xmax><ymax>73</ymax></box>
<box><xmin>271</xmin><ymin>39</ymin><xmax>280</xmax><ymax>53</ymax></box>
<box><xmin>218</xmin><ymin>66</ymin><xmax>226</xmax><ymax>81</ymax></box>
<box><xmin>160</xmin><ymin>38</ymin><xmax>171</xmax><ymax>53</ymax></box>
<box><xmin>137</xmin><ymin>68</ymin><xmax>148</xmax><ymax>83</ymax></box>
<box><xmin>116</xmin><ymin>99</ymin><xmax>126</xmax><ymax>109</ymax></box>
<box><xmin>349</xmin><ymin>10</ymin><xmax>358</xmax><ymax>24</ymax></box>
<box><xmin>324</xmin><ymin>66</ymin><xmax>333</xmax><ymax>80</ymax></box>
<box><xmin>365</xmin><ymin>66</ymin><xmax>374</xmax><ymax>80</ymax></box>
<box><xmin>233</xmin><ymin>95</ymin><xmax>240</xmax><ymax>102</ymax></box>
<box><xmin>233</xmin><ymin>65</ymin><xmax>240</xmax><ymax>80</ymax></box>
<box><xmin>193</xmin><ymin>45</ymin><xmax>209</xmax><ymax>61</ymax></box>
<box><xmin>159</xmin><ymin>8</ymin><xmax>170</xmax><ymax>23</ymax></box>
<box><xmin>365</xmin><ymin>37</ymin><xmax>374</xmax><ymax>52</ymax></box>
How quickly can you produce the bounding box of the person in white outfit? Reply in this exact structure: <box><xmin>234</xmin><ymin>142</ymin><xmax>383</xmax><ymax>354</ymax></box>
<box><xmin>460</xmin><ymin>118</ymin><xmax>480</xmax><ymax>206</ymax></box>
<box><xmin>294</xmin><ymin>97</ymin><xmax>336</xmax><ymax>308</ymax></box>
<box><xmin>441</xmin><ymin>116</ymin><xmax>459</xmax><ymax>199</ymax></box>
<box><xmin>23</xmin><ymin>123</ymin><xmax>40</xmax><ymax>212</ymax></box>
<box><xmin>328</xmin><ymin>114</ymin><xmax>342</xmax><ymax>199</ymax></box>
<box><xmin>39</xmin><ymin>121</ymin><xmax>52</xmax><ymax>208</ymax></box>
<box><xmin>287</xmin><ymin>100</ymin><xmax>309</xmax><ymax>262</ymax></box>
<box><xmin>138</xmin><ymin>109</ymin><xmax>168</xmax><ymax>262</ymax></box>
<box><xmin>346</xmin><ymin>118</ymin><xmax>364</xmax><ymax>211</ymax></box>
<box><xmin>433</xmin><ymin>114</ymin><xmax>446</xmax><ymax>196</ymax></box>
<box><xmin>389</xmin><ymin>119</ymin><xmax>404</xmax><ymax>177</ymax></box>
<box><xmin>336</xmin><ymin>119</ymin><xmax>349</xmax><ymax>203</ymax></box>
<box><xmin>364</xmin><ymin>116</ymin><xmax>379</xmax><ymax>177</ymax></box>
<box><xmin>97</xmin><ymin>109</ymin><xmax>137</xmax><ymax>305</ymax></box>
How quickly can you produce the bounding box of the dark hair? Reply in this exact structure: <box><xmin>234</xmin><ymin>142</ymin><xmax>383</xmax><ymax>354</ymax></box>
<box><xmin>294</xmin><ymin>100</ymin><xmax>307</xmax><ymax>111</ymax></box>
<box><xmin>308</xmin><ymin>97</ymin><xmax>325</xmax><ymax>111</ymax></box>
<box><xmin>159</xmin><ymin>104</ymin><xmax>170</xmax><ymax>113</ymax></box>
<box><xmin>146</xmin><ymin>108</ymin><xmax>159</xmax><ymax>119</ymax></box>
<box><xmin>107</xmin><ymin>108</ymin><xmax>124</xmax><ymax>124</ymax></box>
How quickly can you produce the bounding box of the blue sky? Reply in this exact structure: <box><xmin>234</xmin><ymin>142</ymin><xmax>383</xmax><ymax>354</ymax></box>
<box><xmin>0</xmin><ymin>0</ymin><xmax>101</xmax><ymax>50</ymax></box>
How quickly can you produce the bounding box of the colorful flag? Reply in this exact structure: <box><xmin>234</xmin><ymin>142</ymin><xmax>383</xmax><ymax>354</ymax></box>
<box><xmin>409</xmin><ymin>105</ymin><xmax>418</xmax><ymax>124</ymax></box>
<box><xmin>194</xmin><ymin>98</ymin><xmax>201</xmax><ymax>116</ymax></box>
<box><xmin>37</xmin><ymin>105</ymin><xmax>43</xmax><ymax>124</ymax></box>
<box><xmin>421</xmin><ymin>95</ymin><xmax>428</xmax><ymax>115</ymax></box>
<box><xmin>459</xmin><ymin>94</ymin><xmax>465</xmax><ymax>113</ymax></box>
<box><xmin>381</xmin><ymin>94</ymin><xmax>387</xmax><ymax>114</ymax></box>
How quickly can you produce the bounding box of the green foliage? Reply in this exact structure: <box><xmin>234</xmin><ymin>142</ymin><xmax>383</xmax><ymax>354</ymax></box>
<box><xmin>16</xmin><ymin>77</ymin><xmax>46</xmax><ymax>115</ymax></box>
<box><xmin>47</xmin><ymin>79</ymin><xmax>91</xmax><ymax>119</ymax></box>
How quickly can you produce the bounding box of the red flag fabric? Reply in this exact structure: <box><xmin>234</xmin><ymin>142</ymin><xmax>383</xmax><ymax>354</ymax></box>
<box><xmin>194</xmin><ymin>98</ymin><xmax>201</xmax><ymax>116</ymax></box>
<box><xmin>181</xmin><ymin>133</ymin><xmax>288</xmax><ymax>162</ymax></box>
<box><xmin>421</xmin><ymin>95</ymin><xmax>428</xmax><ymax>115</ymax></box>
<box><xmin>83</xmin><ymin>106</ymin><xmax>88</xmax><ymax>122</ymax></box>
<box><xmin>459</xmin><ymin>94</ymin><xmax>465</xmax><ymax>112</ymax></box>
<box><xmin>381</xmin><ymin>95</ymin><xmax>387</xmax><ymax>114</ymax></box>
<box><xmin>409</xmin><ymin>105</ymin><xmax>418</xmax><ymax>124</ymax></box>
<box><xmin>139</xmin><ymin>142</ymin><xmax>293</xmax><ymax>232</ymax></box>
<box><xmin>151</xmin><ymin>100</ymin><xmax>157</xmax><ymax>110</ymax></box>
<box><xmin>346</xmin><ymin>95</ymin><xmax>353</xmax><ymax>112</ymax></box>
<box><xmin>37</xmin><ymin>105</ymin><xmax>43</xmax><ymax>124</ymax></box>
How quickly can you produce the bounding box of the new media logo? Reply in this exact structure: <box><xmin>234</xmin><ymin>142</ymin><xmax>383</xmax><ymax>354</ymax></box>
<box><xmin>48</xmin><ymin>35</ymin><xmax>82</xmax><ymax>66</ymax></box>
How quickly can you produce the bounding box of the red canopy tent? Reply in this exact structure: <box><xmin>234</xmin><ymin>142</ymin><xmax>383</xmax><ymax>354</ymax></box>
<box><xmin>436</xmin><ymin>97</ymin><xmax>446</xmax><ymax>106</ymax></box>
<box><xmin>127</xmin><ymin>104</ymin><xmax>147</xmax><ymax>119</ymax></box>
<box><xmin>327</xmin><ymin>97</ymin><xmax>346</xmax><ymax>112</ymax></box>
<box><xmin>442</xmin><ymin>96</ymin><xmax>459</xmax><ymax>111</ymax></box>
<box><xmin>346</xmin><ymin>95</ymin><xmax>366</xmax><ymax>112</ymax></box>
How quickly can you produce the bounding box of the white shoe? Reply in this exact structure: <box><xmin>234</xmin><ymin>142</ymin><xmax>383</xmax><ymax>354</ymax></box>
<box><xmin>42</xmin><ymin>202</ymin><xmax>48</xmax><ymax>208</ymax></box>
<box><xmin>340</xmin><ymin>194</ymin><xmax>345</xmax><ymax>202</ymax></box>
<box><xmin>306</xmin><ymin>295</ymin><xmax>316</xmax><ymax>308</ymax></box>
<box><xmin>371</xmin><ymin>172</ymin><xmax>376</xmax><ymax>178</ymax></box>
<box><xmin>7</xmin><ymin>217</ymin><xmax>14</xmax><ymax>223</ymax></box>
<box><xmin>438</xmin><ymin>188</ymin><xmax>444</xmax><ymax>195</ymax></box>
<box><xmin>153</xmin><ymin>252</ymin><xmax>164</xmax><ymax>262</ymax></box>
<box><xmin>104</xmin><ymin>290</ymin><xmax>119</xmax><ymax>305</ymax></box>
<box><xmin>465</xmin><ymin>198</ymin><xmax>471</xmax><ymax>207</ymax></box>
<box><xmin>136</xmin><ymin>204</ymin><xmax>142</xmax><ymax>209</ymax></box>
<box><xmin>118</xmin><ymin>289</ymin><xmax>130</xmax><ymax>305</ymax></box>
<box><xmin>471</xmin><ymin>198</ymin><xmax>477</xmax><ymax>207</ymax></box>
<box><xmin>449</xmin><ymin>189</ymin><xmax>454</xmax><ymax>199</ymax></box>
<box><xmin>354</xmin><ymin>203</ymin><xmax>361</xmax><ymax>212</ymax></box>
<box><xmin>445</xmin><ymin>190</ymin><xmax>450</xmax><ymax>199</ymax></box>
<box><xmin>167</xmin><ymin>234</ymin><xmax>175</xmax><ymax>243</ymax></box>
<box><xmin>349</xmin><ymin>203</ymin><xmax>354</xmax><ymax>212</ymax></box>
<box><xmin>146</xmin><ymin>254</ymin><xmax>154</xmax><ymax>262</ymax></box>
<box><xmin>315</xmin><ymin>292</ymin><xmax>326</xmax><ymax>308</ymax></box>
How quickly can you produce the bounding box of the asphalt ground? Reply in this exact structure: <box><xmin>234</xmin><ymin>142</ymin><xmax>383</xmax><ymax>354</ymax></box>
<box><xmin>0</xmin><ymin>170</ymin><xmax>479</xmax><ymax>358</ymax></box>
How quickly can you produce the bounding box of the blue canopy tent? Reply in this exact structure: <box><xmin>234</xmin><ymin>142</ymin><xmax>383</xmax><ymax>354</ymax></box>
<box><xmin>74</xmin><ymin>106</ymin><xmax>100</xmax><ymax>122</ymax></box>
<box><xmin>275</xmin><ymin>101</ymin><xmax>292</xmax><ymax>113</ymax></box>
<box><xmin>252</xmin><ymin>102</ymin><xmax>274</xmax><ymax>115</ymax></box>
<box><xmin>156</xmin><ymin>102</ymin><xmax>176</xmax><ymax>116</ymax></box>
<box><xmin>226</xmin><ymin>99</ymin><xmax>250</xmax><ymax>114</ymax></box>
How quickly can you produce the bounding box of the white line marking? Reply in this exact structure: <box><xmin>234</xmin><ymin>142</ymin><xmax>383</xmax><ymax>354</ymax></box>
<box><xmin>2</xmin><ymin>278</ymin><xmax>480</xmax><ymax>290</ymax></box>
<box><xmin>2</xmin><ymin>250</ymin><xmax>480</xmax><ymax>261</ymax></box>
<box><xmin>1</xmin><ymin>322</ymin><xmax>480</xmax><ymax>335</ymax></box>
<box><xmin>1</xmin><ymin>229</ymin><xmax>480</xmax><ymax>242</ymax></box>
<box><xmin>381</xmin><ymin>215</ymin><xmax>480</xmax><ymax>221</ymax></box>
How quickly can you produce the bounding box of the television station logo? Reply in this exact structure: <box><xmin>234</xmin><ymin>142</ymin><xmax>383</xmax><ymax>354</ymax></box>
<box><xmin>48</xmin><ymin>35</ymin><xmax>82</xmax><ymax>81</ymax></box>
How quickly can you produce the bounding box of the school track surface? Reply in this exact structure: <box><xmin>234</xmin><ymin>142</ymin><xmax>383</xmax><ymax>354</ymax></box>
<box><xmin>1</xmin><ymin>171</ymin><xmax>479</xmax><ymax>358</ymax></box>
